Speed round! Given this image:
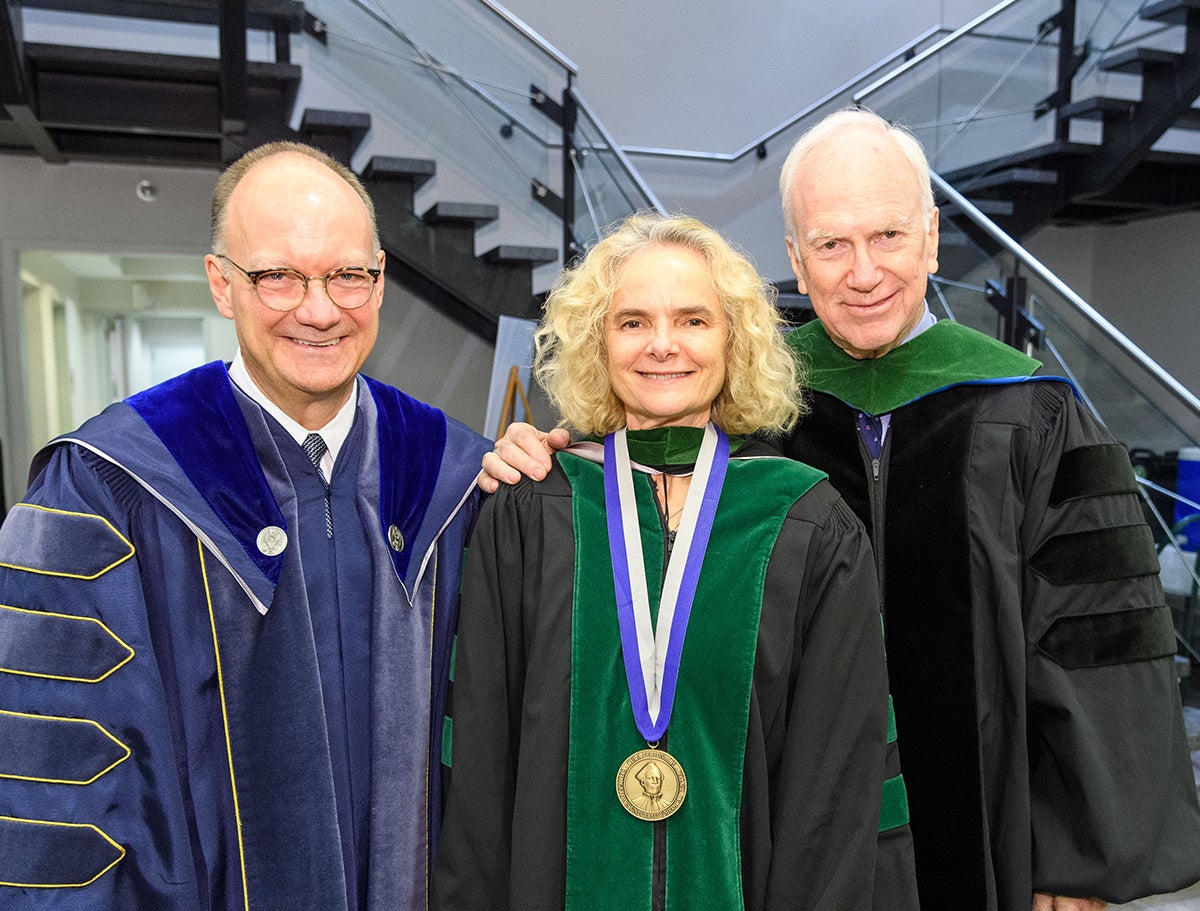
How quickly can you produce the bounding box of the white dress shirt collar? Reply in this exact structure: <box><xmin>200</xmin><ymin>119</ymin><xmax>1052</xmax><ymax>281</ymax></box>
<box><xmin>227</xmin><ymin>351</ymin><xmax>357</xmax><ymax>475</ymax></box>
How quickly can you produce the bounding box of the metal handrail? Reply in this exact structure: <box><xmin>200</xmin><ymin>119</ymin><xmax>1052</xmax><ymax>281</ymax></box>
<box><xmin>853</xmin><ymin>0</ymin><xmax>1026</xmax><ymax>103</ymax></box>
<box><xmin>476</xmin><ymin>0</ymin><xmax>578</xmax><ymax>76</ymax></box>
<box><xmin>571</xmin><ymin>90</ymin><xmax>667</xmax><ymax>214</ymax></box>
<box><xmin>933</xmin><ymin>171</ymin><xmax>1200</xmax><ymax>417</ymax></box>
<box><xmin>617</xmin><ymin>25</ymin><xmax>943</xmax><ymax>162</ymax></box>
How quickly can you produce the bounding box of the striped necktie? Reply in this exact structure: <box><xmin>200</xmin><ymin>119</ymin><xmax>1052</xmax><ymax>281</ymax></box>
<box><xmin>302</xmin><ymin>432</ymin><xmax>333</xmax><ymax>538</ymax></box>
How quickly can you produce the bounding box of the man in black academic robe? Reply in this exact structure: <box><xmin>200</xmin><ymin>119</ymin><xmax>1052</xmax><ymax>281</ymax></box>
<box><xmin>777</xmin><ymin>109</ymin><xmax>1200</xmax><ymax>911</ymax></box>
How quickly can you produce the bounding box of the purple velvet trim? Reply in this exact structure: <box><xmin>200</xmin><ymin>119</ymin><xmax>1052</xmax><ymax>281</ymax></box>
<box><xmin>604</xmin><ymin>434</ymin><xmax>645</xmax><ymax>730</ymax></box>
<box><xmin>364</xmin><ymin>376</ymin><xmax>447</xmax><ymax>581</ymax></box>
<box><xmin>126</xmin><ymin>361</ymin><xmax>286</xmax><ymax>584</ymax></box>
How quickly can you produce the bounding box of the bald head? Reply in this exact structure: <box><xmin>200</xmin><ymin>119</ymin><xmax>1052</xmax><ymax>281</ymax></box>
<box><xmin>211</xmin><ymin>141</ymin><xmax>380</xmax><ymax>256</ymax></box>
<box><xmin>780</xmin><ymin>108</ymin><xmax>934</xmax><ymax>243</ymax></box>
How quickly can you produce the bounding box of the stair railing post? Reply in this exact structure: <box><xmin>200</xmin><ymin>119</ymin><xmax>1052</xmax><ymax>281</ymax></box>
<box><xmin>561</xmin><ymin>76</ymin><xmax>579</xmax><ymax>265</ymax></box>
<box><xmin>1007</xmin><ymin>273</ymin><xmax>1027</xmax><ymax>350</ymax></box>
<box><xmin>1054</xmin><ymin>0</ymin><xmax>1077</xmax><ymax>140</ymax></box>
<box><xmin>990</xmin><ymin>274</ymin><xmax>1019</xmax><ymax>349</ymax></box>
<box><xmin>984</xmin><ymin>271</ymin><xmax>1036</xmax><ymax>352</ymax></box>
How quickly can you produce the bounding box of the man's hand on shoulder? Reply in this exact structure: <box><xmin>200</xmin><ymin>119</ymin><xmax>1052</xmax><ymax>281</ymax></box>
<box><xmin>1032</xmin><ymin>893</ymin><xmax>1106</xmax><ymax>911</ymax></box>
<box><xmin>476</xmin><ymin>422</ymin><xmax>570</xmax><ymax>493</ymax></box>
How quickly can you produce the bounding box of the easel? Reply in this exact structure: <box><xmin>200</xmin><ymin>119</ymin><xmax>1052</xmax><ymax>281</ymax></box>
<box><xmin>495</xmin><ymin>365</ymin><xmax>534</xmax><ymax>439</ymax></box>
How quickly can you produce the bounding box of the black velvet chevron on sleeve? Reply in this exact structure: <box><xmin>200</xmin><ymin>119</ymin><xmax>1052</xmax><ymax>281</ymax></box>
<box><xmin>1037</xmin><ymin>604</ymin><xmax>1177</xmax><ymax>668</ymax></box>
<box><xmin>1049</xmin><ymin>443</ymin><xmax>1139</xmax><ymax>507</ymax></box>
<box><xmin>1029</xmin><ymin>525</ymin><xmax>1160</xmax><ymax>585</ymax></box>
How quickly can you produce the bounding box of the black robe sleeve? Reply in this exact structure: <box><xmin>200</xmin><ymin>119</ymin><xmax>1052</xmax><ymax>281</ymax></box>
<box><xmin>1023</xmin><ymin>384</ymin><xmax>1200</xmax><ymax>901</ymax></box>
<box><xmin>744</xmin><ymin>483</ymin><xmax>919</xmax><ymax>910</ymax></box>
<box><xmin>432</xmin><ymin>474</ymin><xmax>539</xmax><ymax>910</ymax></box>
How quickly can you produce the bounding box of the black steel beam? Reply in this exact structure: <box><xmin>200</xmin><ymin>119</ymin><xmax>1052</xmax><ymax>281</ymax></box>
<box><xmin>5</xmin><ymin>104</ymin><xmax>63</xmax><ymax>160</ymax></box>
<box><xmin>219</xmin><ymin>0</ymin><xmax>247</xmax><ymax>136</ymax></box>
<box><xmin>21</xmin><ymin>0</ymin><xmax>304</xmax><ymax>32</ymax></box>
<box><xmin>1074</xmin><ymin>158</ymin><xmax>1200</xmax><ymax>210</ymax></box>
<box><xmin>0</xmin><ymin>2</ymin><xmax>65</xmax><ymax>160</ymax></box>
<box><xmin>0</xmin><ymin>0</ymin><xmax>26</xmax><ymax>107</ymax></box>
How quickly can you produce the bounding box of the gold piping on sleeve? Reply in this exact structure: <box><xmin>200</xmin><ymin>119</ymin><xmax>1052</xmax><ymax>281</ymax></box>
<box><xmin>0</xmin><ymin>604</ymin><xmax>134</xmax><ymax>683</ymax></box>
<box><xmin>0</xmin><ymin>504</ymin><xmax>135</xmax><ymax>579</ymax></box>
<box><xmin>0</xmin><ymin>710</ymin><xmax>131</xmax><ymax>784</ymax></box>
<box><xmin>199</xmin><ymin>539</ymin><xmax>251</xmax><ymax>910</ymax></box>
<box><xmin>0</xmin><ymin>815</ymin><xmax>126</xmax><ymax>887</ymax></box>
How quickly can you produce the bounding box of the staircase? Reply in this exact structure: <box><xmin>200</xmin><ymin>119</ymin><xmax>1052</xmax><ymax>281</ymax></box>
<box><xmin>938</xmin><ymin>0</ymin><xmax>1200</xmax><ymax>240</ymax></box>
<box><xmin>0</xmin><ymin>0</ymin><xmax>555</xmax><ymax>341</ymax></box>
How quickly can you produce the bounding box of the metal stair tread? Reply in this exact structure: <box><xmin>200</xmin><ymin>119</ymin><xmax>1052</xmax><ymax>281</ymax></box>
<box><xmin>23</xmin><ymin>41</ymin><xmax>300</xmax><ymax>83</ymax></box>
<box><xmin>957</xmin><ymin>167</ymin><xmax>1059</xmax><ymax>192</ymax></box>
<box><xmin>423</xmin><ymin>203</ymin><xmax>500</xmax><ymax>226</ymax></box>
<box><xmin>19</xmin><ymin>0</ymin><xmax>306</xmax><ymax>32</ymax></box>
<box><xmin>942</xmin><ymin>198</ymin><xmax>1015</xmax><ymax>217</ymax></box>
<box><xmin>1142</xmin><ymin>0</ymin><xmax>1200</xmax><ymax>25</ymax></box>
<box><xmin>482</xmin><ymin>244</ymin><xmax>559</xmax><ymax>265</ymax></box>
<box><xmin>1060</xmin><ymin>96</ymin><xmax>1138</xmax><ymax>121</ymax></box>
<box><xmin>1170</xmin><ymin>108</ymin><xmax>1200</xmax><ymax>131</ymax></box>
<box><xmin>361</xmin><ymin>155</ymin><xmax>436</xmax><ymax>189</ymax></box>
<box><xmin>1100</xmin><ymin>46</ymin><xmax>1182</xmax><ymax>75</ymax></box>
<box><xmin>299</xmin><ymin>109</ymin><xmax>370</xmax><ymax>140</ymax></box>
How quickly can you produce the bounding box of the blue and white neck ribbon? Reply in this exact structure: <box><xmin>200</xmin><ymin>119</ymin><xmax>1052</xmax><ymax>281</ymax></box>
<box><xmin>603</xmin><ymin>423</ymin><xmax>729</xmax><ymax>742</ymax></box>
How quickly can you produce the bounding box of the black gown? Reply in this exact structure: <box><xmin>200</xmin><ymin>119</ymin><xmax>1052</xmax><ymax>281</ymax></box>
<box><xmin>434</xmin><ymin>429</ymin><xmax>918</xmax><ymax>911</ymax></box>
<box><xmin>784</xmin><ymin>319</ymin><xmax>1200</xmax><ymax>910</ymax></box>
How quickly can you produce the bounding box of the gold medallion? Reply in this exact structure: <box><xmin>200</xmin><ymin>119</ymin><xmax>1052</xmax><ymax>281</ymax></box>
<box><xmin>615</xmin><ymin>749</ymin><xmax>686</xmax><ymax>821</ymax></box>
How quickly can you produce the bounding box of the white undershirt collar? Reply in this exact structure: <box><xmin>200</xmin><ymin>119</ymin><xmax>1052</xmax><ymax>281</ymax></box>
<box><xmin>227</xmin><ymin>350</ymin><xmax>356</xmax><ymax>476</ymax></box>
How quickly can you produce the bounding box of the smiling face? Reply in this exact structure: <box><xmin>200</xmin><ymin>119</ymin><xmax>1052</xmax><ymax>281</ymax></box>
<box><xmin>603</xmin><ymin>244</ymin><xmax>728</xmax><ymax>431</ymax></box>
<box><xmin>786</xmin><ymin>123</ymin><xmax>939</xmax><ymax>360</ymax></box>
<box><xmin>204</xmin><ymin>152</ymin><xmax>384</xmax><ymax>428</ymax></box>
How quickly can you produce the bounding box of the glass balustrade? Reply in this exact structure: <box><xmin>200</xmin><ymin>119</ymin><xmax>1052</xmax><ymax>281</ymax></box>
<box><xmin>855</xmin><ymin>0</ymin><xmax>1061</xmax><ymax>173</ymax></box>
<box><xmin>304</xmin><ymin>0</ymin><xmax>661</xmax><ymax>260</ymax></box>
<box><xmin>304</xmin><ymin>0</ymin><xmax>564</xmax><ymax>246</ymax></box>
<box><xmin>571</xmin><ymin>94</ymin><xmax>666</xmax><ymax>248</ymax></box>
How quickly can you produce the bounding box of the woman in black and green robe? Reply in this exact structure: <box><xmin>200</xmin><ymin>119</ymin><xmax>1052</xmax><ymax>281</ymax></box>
<box><xmin>433</xmin><ymin>214</ymin><xmax>917</xmax><ymax>911</ymax></box>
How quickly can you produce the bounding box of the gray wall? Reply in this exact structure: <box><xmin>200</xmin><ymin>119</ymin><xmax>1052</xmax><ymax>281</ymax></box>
<box><xmin>1026</xmin><ymin>216</ymin><xmax>1200</xmax><ymax>395</ymax></box>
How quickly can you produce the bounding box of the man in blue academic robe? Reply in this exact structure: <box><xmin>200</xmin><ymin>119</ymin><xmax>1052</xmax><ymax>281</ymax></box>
<box><xmin>0</xmin><ymin>141</ymin><xmax>490</xmax><ymax>911</ymax></box>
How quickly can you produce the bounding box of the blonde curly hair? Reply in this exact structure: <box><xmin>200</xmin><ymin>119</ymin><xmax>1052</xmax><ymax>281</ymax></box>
<box><xmin>535</xmin><ymin>212</ymin><xmax>805</xmax><ymax>436</ymax></box>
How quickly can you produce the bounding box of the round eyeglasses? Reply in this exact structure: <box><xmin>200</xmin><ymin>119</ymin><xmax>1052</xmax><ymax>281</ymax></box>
<box><xmin>217</xmin><ymin>254</ymin><xmax>380</xmax><ymax>311</ymax></box>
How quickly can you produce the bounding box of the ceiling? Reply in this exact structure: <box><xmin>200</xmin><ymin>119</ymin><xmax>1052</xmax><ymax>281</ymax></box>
<box><xmin>21</xmin><ymin>249</ymin><xmax>214</xmax><ymax>317</ymax></box>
